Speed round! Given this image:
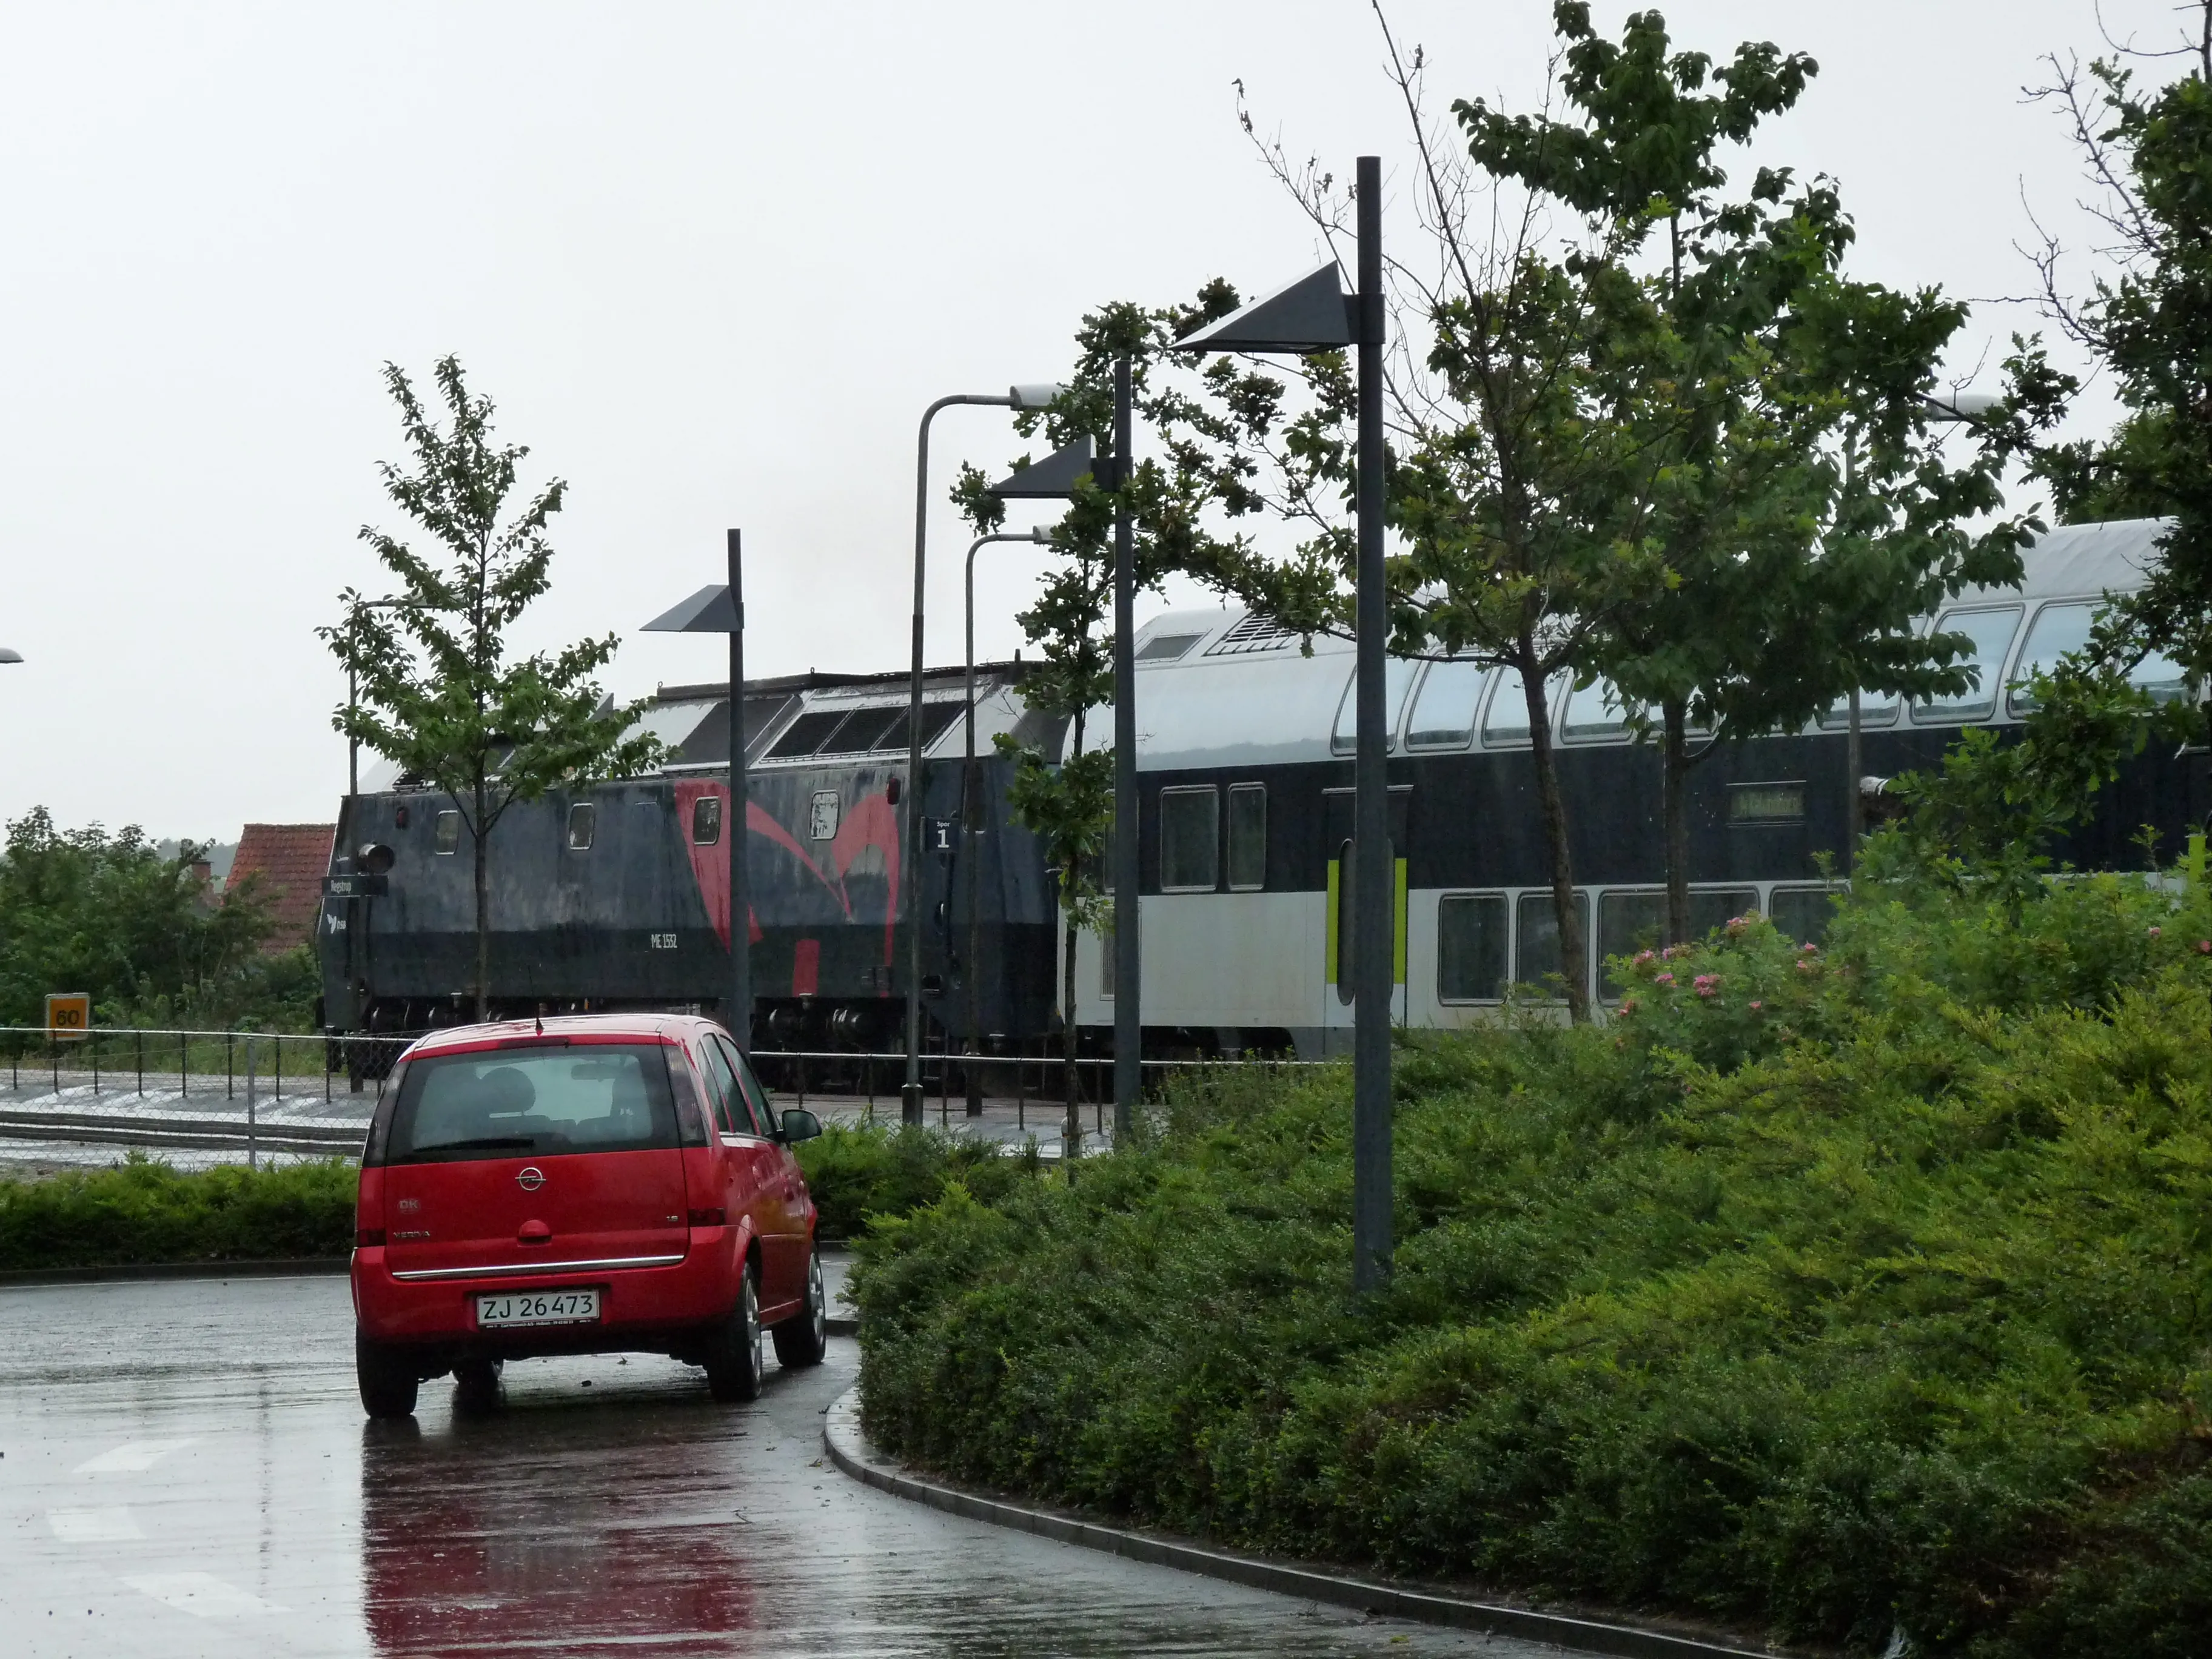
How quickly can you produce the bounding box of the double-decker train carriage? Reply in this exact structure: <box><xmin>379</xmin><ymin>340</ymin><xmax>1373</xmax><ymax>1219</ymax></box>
<box><xmin>320</xmin><ymin>662</ymin><xmax>1065</xmax><ymax>1059</ymax></box>
<box><xmin>322</xmin><ymin>517</ymin><xmax>2202</xmax><ymax>1064</ymax></box>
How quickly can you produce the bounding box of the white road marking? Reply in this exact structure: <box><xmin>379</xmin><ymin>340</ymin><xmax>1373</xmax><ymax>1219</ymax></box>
<box><xmin>122</xmin><ymin>1572</ymin><xmax>284</xmax><ymax>1617</ymax></box>
<box><xmin>72</xmin><ymin>1438</ymin><xmax>198</xmax><ymax>1474</ymax></box>
<box><xmin>48</xmin><ymin>1506</ymin><xmax>142</xmax><ymax>1542</ymax></box>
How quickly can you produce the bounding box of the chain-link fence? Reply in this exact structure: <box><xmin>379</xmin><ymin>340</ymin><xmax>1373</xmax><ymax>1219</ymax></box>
<box><xmin>0</xmin><ymin>1028</ymin><xmax>414</xmax><ymax>1169</ymax></box>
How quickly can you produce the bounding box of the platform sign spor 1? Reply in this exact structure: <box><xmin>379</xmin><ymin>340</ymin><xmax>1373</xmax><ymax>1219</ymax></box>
<box><xmin>44</xmin><ymin>992</ymin><xmax>91</xmax><ymax>1041</ymax></box>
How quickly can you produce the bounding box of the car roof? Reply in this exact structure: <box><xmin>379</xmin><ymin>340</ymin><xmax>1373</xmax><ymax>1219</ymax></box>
<box><xmin>401</xmin><ymin>1013</ymin><xmax>729</xmax><ymax>1061</ymax></box>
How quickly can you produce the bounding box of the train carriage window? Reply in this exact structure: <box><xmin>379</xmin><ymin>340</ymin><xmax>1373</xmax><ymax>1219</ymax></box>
<box><xmin>1406</xmin><ymin>660</ymin><xmax>1490</xmax><ymax>750</ymax></box>
<box><xmin>1159</xmin><ymin>786</ymin><xmax>1220</xmax><ymax>892</ymax></box>
<box><xmin>1481</xmin><ymin>672</ymin><xmax>1569</xmax><ymax>747</ymax></box>
<box><xmin>766</xmin><ymin>709</ymin><xmax>849</xmax><ymax>759</ymax></box>
<box><xmin>1694</xmin><ymin>888</ymin><xmax>1760</xmax><ymax>935</ymax></box>
<box><xmin>1330</xmin><ymin>658</ymin><xmax>1421</xmax><ymax>754</ymax></box>
<box><xmin>434</xmin><ymin>811</ymin><xmax>460</xmax><ymax>856</ymax></box>
<box><xmin>1436</xmin><ymin>893</ymin><xmax>1508</xmax><ymax>1002</ymax></box>
<box><xmin>1769</xmin><ymin>885</ymin><xmax>1840</xmax><ymax>948</ymax></box>
<box><xmin>691</xmin><ymin>793</ymin><xmax>722</xmax><ymax>846</ymax></box>
<box><xmin>2008</xmin><ymin>602</ymin><xmax>2192</xmax><ymax>714</ymax></box>
<box><xmin>1817</xmin><ymin>689</ymin><xmax>1900</xmax><ymax>729</ymax></box>
<box><xmin>1912</xmin><ymin>605</ymin><xmax>2023</xmax><ymax>723</ymax></box>
<box><xmin>1513</xmin><ymin>890</ymin><xmax>1590</xmax><ymax>999</ymax></box>
<box><xmin>1227</xmin><ymin>783</ymin><xmax>1267</xmax><ymax>890</ymax></box>
<box><xmin>566</xmin><ymin>802</ymin><xmax>596</xmax><ymax>851</ymax></box>
<box><xmin>1598</xmin><ymin>890</ymin><xmax>1667</xmax><ymax>965</ymax></box>
<box><xmin>1562</xmin><ymin>677</ymin><xmax>1634</xmax><ymax>742</ymax></box>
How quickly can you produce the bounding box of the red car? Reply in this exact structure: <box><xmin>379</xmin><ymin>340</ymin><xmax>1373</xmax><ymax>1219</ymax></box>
<box><xmin>349</xmin><ymin>1013</ymin><xmax>826</xmax><ymax>1417</ymax></box>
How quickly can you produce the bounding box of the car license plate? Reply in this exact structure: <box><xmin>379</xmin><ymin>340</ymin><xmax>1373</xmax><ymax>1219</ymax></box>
<box><xmin>475</xmin><ymin>1288</ymin><xmax>601</xmax><ymax>1328</ymax></box>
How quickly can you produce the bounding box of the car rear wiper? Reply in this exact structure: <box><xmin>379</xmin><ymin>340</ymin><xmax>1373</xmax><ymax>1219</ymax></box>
<box><xmin>406</xmin><ymin>1136</ymin><xmax>538</xmax><ymax>1154</ymax></box>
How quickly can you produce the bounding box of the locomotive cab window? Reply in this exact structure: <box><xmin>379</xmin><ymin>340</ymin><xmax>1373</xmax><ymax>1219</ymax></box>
<box><xmin>1913</xmin><ymin>606</ymin><xmax>2023</xmax><ymax>724</ymax></box>
<box><xmin>1513</xmin><ymin>890</ymin><xmax>1590</xmax><ymax>1000</ymax></box>
<box><xmin>434</xmin><ymin>811</ymin><xmax>460</xmax><ymax>856</ymax></box>
<box><xmin>1818</xmin><ymin>688</ymin><xmax>1899</xmax><ymax>729</ymax></box>
<box><xmin>1226</xmin><ymin>783</ymin><xmax>1266</xmax><ymax>890</ymax></box>
<box><xmin>1436</xmin><ymin>893</ymin><xmax>1508</xmax><ymax>1002</ymax></box>
<box><xmin>566</xmin><ymin>802</ymin><xmax>596</xmax><ymax>851</ymax></box>
<box><xmin>691</xmin><ymin>793</ymin><xmax>722</xmax><ymax>846</ymax></box>
<box><xmin>1406</xmin><ymin>659</ymin><xmax>1490</xmax><ymax>751</ymax></box>
<box><xmin>1159</xmin><ymin>786</ymin><xmax>1219</xmax><ymax>892</ymax></box>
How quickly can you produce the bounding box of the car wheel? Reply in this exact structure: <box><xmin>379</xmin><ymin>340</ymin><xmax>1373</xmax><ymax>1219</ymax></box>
<box><xmin>771</xmin><ymin>1244</ymin><xmax>829</xmax><ymax>1369</ymax></box>
<box><xmin>703</xmin><ymin>1262</ymin><xmax>764</xmax><ymax>1403</ymax></box>
<box><xmin>454</xmin><ymin>1358</ymin><xmax>503</xmax><ymax>1412</ymax></box>
<box><xmin>356</xmin><ymin>1329</ymin><xmax>420</xmax><ymax>1419</ymax></box>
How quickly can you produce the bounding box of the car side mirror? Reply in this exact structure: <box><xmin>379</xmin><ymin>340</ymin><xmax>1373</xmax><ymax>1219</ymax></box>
<box><xmin>778</xmin><ymin>1107</ymin><xmax>822</xmax><ymax>1144</ymax></box>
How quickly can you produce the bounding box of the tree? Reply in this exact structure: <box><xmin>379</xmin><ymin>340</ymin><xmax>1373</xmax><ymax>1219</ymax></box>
<box><xmin>1460</xmin><ymin>3</ymin><xmax>2032</xmax><ymax>947</ymax></box>
<box><xmin>954</xmin><ymin>303</ymin><xmax>1171</xmax><ymax>1139</ymax></box>
<box><xmin>324</xmin><ymin>358</ymin><xmax>662</xmax><ymax>1020</ymax></box>
<box><xmin>2012</xmin><ymin>2</ymin><xmax>2212</xmax><ymax>743</ymax></box>
<box><xmin>0</xmin><ymin>808</ymin><xmax>275</xmax><ymax>1027</ymax></box>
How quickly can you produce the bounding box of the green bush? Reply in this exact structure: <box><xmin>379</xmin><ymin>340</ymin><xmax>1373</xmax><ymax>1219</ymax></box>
<box><xmin>852</xmin><ymin>879</ymin><xmax>2212</xmax><ymax>1658</ymax></box>
<box><xmin>794</xmin><ymin>1121</ymin><xmax>1041</xmax><ymax>1239</ymax></box>
<box><xmin>0</xmin><ymin>1156</ymin><xmax>356</xmax><ymax>1270</ymax></box>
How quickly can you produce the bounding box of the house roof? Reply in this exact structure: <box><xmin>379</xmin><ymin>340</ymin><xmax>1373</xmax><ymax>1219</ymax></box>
<box><xmin>228</xmin><ymin>823</ymin><xmax>335</xmax><ymax>953</ymax></box>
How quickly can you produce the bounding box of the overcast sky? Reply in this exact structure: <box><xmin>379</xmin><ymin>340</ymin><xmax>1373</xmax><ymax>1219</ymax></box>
<box><xmin>0</xmin><ymin>0</ymin><xmax>2187</xmax><ymax>841</ymax></box>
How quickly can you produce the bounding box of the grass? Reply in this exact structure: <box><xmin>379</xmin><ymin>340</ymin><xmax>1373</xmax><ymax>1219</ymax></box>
<box><xmin>0</xmin><ymin>1155</ymin><xmax>356</xmax><ymax>1270</ymax></box>
<box><xmin>848</xmin><ymin>874</ymin><xmax>2212</xmax><ymax>1658</ymax></box>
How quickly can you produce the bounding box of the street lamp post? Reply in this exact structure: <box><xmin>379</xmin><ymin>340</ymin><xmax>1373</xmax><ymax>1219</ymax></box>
<box><xmin>899</xmin><ymin>383</ymin><xmax>1063</xmax><ymax>1126</ymax></box>
<box><xmin>960</xmin><ymin>525</ymin><xmax>1058</xmax><ymax>1115</ymax></box>
<box><xmin>1173</xmin><ymin>155</ymin><xmax>1392</xmax><ymax>1291</ymax></box>
<box><xmin>642</xmin><ymin>534</ymin><xmax>752</xmax><ymax>1045</ymax></box>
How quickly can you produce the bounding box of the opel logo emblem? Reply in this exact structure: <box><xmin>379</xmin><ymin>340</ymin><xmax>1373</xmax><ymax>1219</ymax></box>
<box><xmin>515</xmin><ymin>1166</ymin><xmax>546</xmax><ymax>1191</ymax></box>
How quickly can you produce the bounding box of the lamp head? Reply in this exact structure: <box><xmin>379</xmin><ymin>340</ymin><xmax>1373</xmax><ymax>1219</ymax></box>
<box><xmin>1008</xmin><ymin>383</ymin><xmax>1065</xmax><ymax>412</ymax></box>
<box><xmin>0</xmin><ymin>648</ymin><xmax>21</xmax><ymax>665</ymax></box>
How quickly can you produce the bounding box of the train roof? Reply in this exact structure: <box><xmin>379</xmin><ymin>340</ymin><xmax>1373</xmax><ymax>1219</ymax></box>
<box><xmin>1107</xmin><ymin>517</ymin><xmax>2178</xmax><ymax>773</ymax></box>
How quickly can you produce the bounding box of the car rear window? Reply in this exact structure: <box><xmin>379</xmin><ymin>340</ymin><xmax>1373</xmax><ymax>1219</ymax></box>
<box><xmin>381</xmin><ymin>1044</ymin><xmax>679</xmax><ymax>1164</ymax></box>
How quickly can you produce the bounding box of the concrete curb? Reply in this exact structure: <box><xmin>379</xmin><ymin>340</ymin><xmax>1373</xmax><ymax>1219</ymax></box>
<box><xmin>0</xmin><ymin>1257</ymin><xmax>352</xmax><ymax>1287</ymax></box>
<box><xmin>823</xmin><ymin>1388</ymin><xmax>1779</xmax><ymax>1659</ymax></box>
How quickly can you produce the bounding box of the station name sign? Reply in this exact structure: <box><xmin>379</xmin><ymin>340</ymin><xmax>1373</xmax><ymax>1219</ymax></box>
<box><xmin>323</xmin><ymin>873</ymin><xmax>389</xmax><ymax>898</ymax></box>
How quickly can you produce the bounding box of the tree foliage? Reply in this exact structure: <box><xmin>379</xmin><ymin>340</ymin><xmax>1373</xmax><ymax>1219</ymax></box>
<box><xmin>323</xmin><ymin>357</ymin><xmax>662</xmax><ymax>1017</ymax></box>
<box><xmin>0</xmin><ymin>807</ymin><xmax>280</xmax><ymax>1028</ymax></box>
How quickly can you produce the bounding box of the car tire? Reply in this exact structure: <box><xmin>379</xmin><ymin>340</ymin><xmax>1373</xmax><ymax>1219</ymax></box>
<box><xmin>771</xmin><ymin>1244</ymin><xmax>828</xmax><ymax>1370</ymax></box>
<box><xmin>703</xmin><ymin>1262</ymin><xmax>764</xmax><ymax>1403</ymax></box>
<box><xmin>454</xmin><ymin>1358</ymin><xmax>503</xmax><ymax>1411</ymax></box>
<box><xmin>356</xmin><ymin>1330</ymin><xmax>420</xmax><ymax>1419</ymax></box>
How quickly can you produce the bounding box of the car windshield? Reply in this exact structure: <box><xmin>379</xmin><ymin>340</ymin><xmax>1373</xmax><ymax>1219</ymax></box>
<box><xmin>384</xmin><ymin>1044</ymin><xmax>679</xmax><ymax>1163</ymax></box>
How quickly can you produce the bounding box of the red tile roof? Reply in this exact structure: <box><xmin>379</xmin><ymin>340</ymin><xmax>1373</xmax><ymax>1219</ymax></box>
<box><xmin>228</xmin><ymin>823</ymin><xmax>335</xmax><ymax>953</ymax></box>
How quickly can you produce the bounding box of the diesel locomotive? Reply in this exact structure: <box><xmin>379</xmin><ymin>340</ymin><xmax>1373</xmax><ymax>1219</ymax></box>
<box><xmin>319</xmin><ymin>517</ymin><xmax>2202</xmax><ymax>1062</ymax></box>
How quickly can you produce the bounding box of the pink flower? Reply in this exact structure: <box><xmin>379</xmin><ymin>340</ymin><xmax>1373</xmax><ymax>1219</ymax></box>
<box><xmin>1693</xmin><ymin>974</ymin><xmax>1719</xmax><ymax>998</ymax></box>
<box><xmin>1800</xmin><ymin>942</ymin><xmax>1819</xmax><ymax>954</ymax></box>
<box><xmin>1724</xmin><ymin>915</ymin><xmax>1749</xmax><ymax>937</ymax></box>
<box><xmin>2150</xmin><ymin>925</ymin><xmax>2163</xmax><ymax>937</ymax></box>
<box><xmin>2197</xmin><ymin>940</ymin><xmax>2211</xmax><ymax>955</ymax></box>
<box><xmin>1749</xmin><ymin>1000</ymin><xmax>1763</xmax><ymax>1011</ymax></box>
<box><xmin>1655</xmin><ymin>973</ymin><xmax>1675</xmax><ymax>986</ymax></box>
<box><xmin>1619</xmin><ymin>997</ymin><xmax>1637</xmax><ymax>1014</ymax></box>
<box><xmin>1632</xmin><ymin>950</ymin><xmax>1655</xmax><ymax>967</ymax></box>
<box><xmin>1795</xmin><ymin>958</ymin><xmax>1816</xmax><ymax>974</ymax></box>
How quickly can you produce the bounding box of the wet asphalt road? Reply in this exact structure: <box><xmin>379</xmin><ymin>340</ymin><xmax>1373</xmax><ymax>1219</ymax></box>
<box><xmin>0</xmin><ymin>1276</ymin><xmax>1548</xmax><ymax>1658</ymax></box>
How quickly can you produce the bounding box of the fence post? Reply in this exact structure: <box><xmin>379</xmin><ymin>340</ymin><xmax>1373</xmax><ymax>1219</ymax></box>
<box><xmin>245</xmin><ymin>1036</ymin><xmax>258</xmax><ymax>1172</ymax></box>
<box><xmin>179</xmin><ymin>1033</ymin><xmax>186</xmax><ymax>1101</ymax></box>
<box><xmin>272</xmin><ymin>1036</ymin><xmax>281</xmax><ymax>1101</ymax></box>
<box><xmin>92</xmin><ymin>1034</ymin><xmax>99</xmax><ymax>1095</ymax></box>
<box><xmin>227</xmin><ymin>1030</ymin><xmax>234</xmax><ymax>1101</ymax></box>
<box><xmin>135</xmin><ymin>1030</ymin><xmax>143</xmax><ymax>1096</ymax></box>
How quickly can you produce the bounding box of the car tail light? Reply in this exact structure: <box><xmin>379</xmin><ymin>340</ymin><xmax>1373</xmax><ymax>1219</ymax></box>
<box><xmin>355</xmin><ymin>1227</ymin><xmax>386</xmax><ymax>1247</ymax></box>
<box><xmin>686</xmin><ymin>1208</ymin><xmax>725</xmax><ymax>1227</ymax></box>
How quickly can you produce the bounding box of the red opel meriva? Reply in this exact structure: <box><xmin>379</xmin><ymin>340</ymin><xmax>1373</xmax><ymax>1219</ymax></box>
<box><xmin>349</xmin><ymin>1013</ymin><xmax>825</xmax><ymax>1418</ymax></box>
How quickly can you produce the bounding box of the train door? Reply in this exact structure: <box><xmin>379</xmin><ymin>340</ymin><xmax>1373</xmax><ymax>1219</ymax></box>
<box><xmin>1321</xmin><ymin>788</ymin><xmax>1410</xmax><ymax>1045</ymax></box>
